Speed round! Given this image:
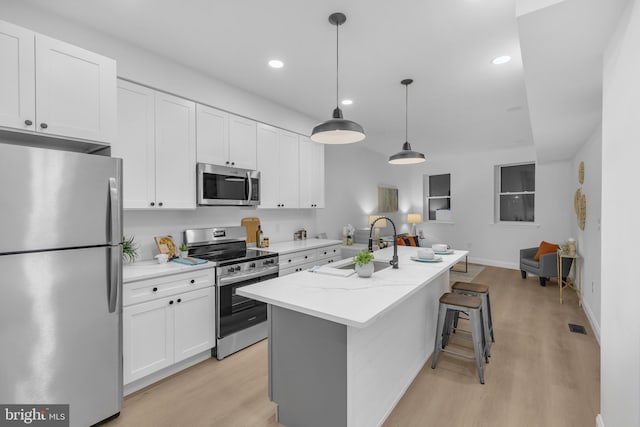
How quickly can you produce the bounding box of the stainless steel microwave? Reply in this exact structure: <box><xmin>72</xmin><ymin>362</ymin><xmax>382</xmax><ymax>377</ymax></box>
<box><xmin>197</xmin><ymin>163</ymin><xmax>260</xmax><ymax>206</ymax></box>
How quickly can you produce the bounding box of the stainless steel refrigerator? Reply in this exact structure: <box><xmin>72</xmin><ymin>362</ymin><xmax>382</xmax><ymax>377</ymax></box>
<box><xmin>0</xmin><ymin>143</ymin><xmax>123</xmax><ymax>426</ymax></box>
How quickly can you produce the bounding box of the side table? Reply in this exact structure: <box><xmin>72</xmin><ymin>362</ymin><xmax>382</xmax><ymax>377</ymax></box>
<box><xmin>557</xmin><ymin>250</ymin><xmax>582</xmax><ymax>306</ymax></box>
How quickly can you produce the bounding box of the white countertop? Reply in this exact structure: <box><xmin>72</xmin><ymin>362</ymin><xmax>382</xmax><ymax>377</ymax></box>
<box><xmin>238</xmin><ymin>246</ymin><xmax>468</xmax><ymax>328</ymax></box>
<box><xmin>123</xmin><ymin>259</ymin><xmax>214</xmax><ymax>283</ymax></box>
<box><xmin>253</xmin><ymin>238</ymin><xmax>343</xmax><ymax>255</ymax></box>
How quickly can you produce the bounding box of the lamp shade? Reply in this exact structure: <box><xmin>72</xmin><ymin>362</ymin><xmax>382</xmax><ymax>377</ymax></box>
<box><xmin>389</xmin><ymin>142</ymin><xmax>426</xmax><ymax>164</ymax></box>
<box><xmin>311</xmin><ymin>111</ymin><xmax>366</xmax><ymax>144</ymax></box>
<box><xmin>369</xmin><ymin>215</ymin><xmax>387</xmax><ymax>228</ymax></box>
<box><xmin>407</xmin><ymin>213</ymin><xmax>423</xmax><ymax>224</ymax></box>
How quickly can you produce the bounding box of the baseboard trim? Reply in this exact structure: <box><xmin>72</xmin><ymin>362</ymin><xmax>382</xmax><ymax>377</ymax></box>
<box><xmin>468</xmin><ymin>257</ymin><xmax>519</xmax><ymax>270</ymax></box>
<box><xmin>596</xmin><ymin>413</ymin><xmax>605</xmax><ymax>427</ymax></box>
<box><xmin>124</xmin><ymin>350</ymin><xmax>212</xmax><ymax>396</ymax></box>
<box><xmin>582</xmin><ymin>299</ymin><xmax>601</xmax><ymax>345</ymax></box>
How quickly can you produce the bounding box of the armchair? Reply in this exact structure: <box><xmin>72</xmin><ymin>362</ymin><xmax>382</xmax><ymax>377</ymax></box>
<box><xmin>520</xmin><ymin>247</ymin><xmax>573</xmax><ymax>286</ymax></box>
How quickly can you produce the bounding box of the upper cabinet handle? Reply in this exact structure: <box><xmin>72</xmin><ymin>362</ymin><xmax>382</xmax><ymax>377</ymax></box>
<box><xmin>24</xmin><ymin>120</ymin><xmax>33</xmax><ymax>126</ymax></box>
<box><xmin>40</xmin><ymin>123</ymin><xmax>48</xmax><ymax>129</ymax></box>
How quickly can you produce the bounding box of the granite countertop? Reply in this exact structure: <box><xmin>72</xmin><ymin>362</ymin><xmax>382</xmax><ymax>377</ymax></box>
<box><xmin>238</xmin><ymin>246</ymin><xmax>468</xmax><ymax>328</ymax></box>
<box><xmin>252</xmin><ymin>239</ymin><xmax>343</xmax><ymax>255</ymax></box>
<box><xmin>123</xmin><ymin>259</ymin><xmax>214</xmax><ymax>283</ymax></box>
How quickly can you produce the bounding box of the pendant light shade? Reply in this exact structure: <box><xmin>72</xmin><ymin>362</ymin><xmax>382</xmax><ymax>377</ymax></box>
<box><xmin>310</xmin><ymin>12</ymin><xmax>365</xmax><ymax>144</ymax></box>
<box><xmin>388</xmin><ymin>79</ymin><xmax>426</xmax><ymax>164</ymax></box>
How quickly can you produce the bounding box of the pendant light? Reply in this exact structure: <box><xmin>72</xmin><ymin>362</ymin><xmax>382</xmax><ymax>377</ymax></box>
<box><xmin>310</xmin><ymin>12</ymin><xmax>365</xmax><ymax>144</ymax></box>
<box><xmin>388</xmin><ymin>79</ymin><xmax>426</xmax><ymax>164</ymax></box>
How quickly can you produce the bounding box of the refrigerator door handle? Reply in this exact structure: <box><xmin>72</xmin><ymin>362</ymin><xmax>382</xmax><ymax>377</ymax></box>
<box><xmin>108</xmin><ymin>177</ymin><xmax>121</xmax><ymax>245</ymax></box>
<box><xmin>108</xmin><ymin>245</ymin><xmax>121</xmax><ymax>313</ymax></box>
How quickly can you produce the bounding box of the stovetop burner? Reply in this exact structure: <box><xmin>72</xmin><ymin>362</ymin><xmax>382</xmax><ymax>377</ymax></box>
<box><xmin>183</xmin><ymin>226</ymin><xmax>278</xmax><ymax>267</ymax></box>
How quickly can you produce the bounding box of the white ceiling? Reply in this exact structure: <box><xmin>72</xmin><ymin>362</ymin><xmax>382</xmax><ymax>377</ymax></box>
<box><xmin>18</xmin><ymin>0</ymin><xmax>627</xmax><ymax>162</ymax></box>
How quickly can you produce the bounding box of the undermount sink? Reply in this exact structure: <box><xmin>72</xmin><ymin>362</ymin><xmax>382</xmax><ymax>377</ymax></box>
<box><xmin>336</xmin><ymin>259</ymin><xmax>392</xmax><ymax>273</ymax></box>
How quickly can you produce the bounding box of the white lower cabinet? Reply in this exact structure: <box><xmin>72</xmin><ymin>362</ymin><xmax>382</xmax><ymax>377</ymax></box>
<box><xmin>123</xmin><ymin>270</ymin><xmax>214</xmax><ymax>385</ymax></box>
<box><xmin>278</xmin><ymin>244</ymin><xmax>342</xmax><ymax>277</ymax></box>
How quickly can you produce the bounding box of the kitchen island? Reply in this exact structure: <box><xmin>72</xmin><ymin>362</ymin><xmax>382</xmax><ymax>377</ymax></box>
<box><xmin>238</xmin><ymin>246</ymin><xmax>468</xmax><ymax>427</ymax></box>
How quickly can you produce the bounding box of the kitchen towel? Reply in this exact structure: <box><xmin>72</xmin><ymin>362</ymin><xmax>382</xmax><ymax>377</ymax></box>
<box><xmin>172</xmin><ymin>257</ymin><xmax>208</xmax><ymax>265</ymax></box>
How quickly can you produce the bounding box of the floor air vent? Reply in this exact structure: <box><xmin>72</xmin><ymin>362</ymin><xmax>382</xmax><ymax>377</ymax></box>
<box><xmin>568</xmin><ymin>323</ymin><xmax>587</xmax><ymax>334</ymax></box>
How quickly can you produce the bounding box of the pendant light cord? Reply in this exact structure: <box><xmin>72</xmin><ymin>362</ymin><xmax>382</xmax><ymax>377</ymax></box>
<box><xmin>336</xmin><ymin>21</ymin><xmax>340</xmax><ymax>108</ymax></box>
<box><xmin>405</xmin><ymin>83</ymin><xmax>409</xmax><ymax>142</ymax></box>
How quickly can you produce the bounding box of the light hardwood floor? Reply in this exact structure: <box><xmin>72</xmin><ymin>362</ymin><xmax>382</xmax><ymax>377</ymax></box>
<box><xmin>105</xmin><ymin>266</ymin><xmax>600</xmax><ymax>427</ymax></box>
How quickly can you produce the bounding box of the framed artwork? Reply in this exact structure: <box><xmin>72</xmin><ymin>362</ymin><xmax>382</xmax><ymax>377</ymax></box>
<box><xmin>378</xmin><ymin>186</ymin><xmax>398</xmax><ymax>212</ymax></box>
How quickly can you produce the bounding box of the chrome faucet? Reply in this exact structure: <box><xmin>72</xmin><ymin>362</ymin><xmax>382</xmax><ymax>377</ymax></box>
<box><xmin>368</xmin><ymin>216</ymin><xmax>398</xmax><ymax>269</ymax></box>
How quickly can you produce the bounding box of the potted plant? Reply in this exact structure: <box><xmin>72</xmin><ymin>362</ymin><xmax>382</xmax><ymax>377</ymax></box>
<box><xmin>179</xmin><ymin>243</ymin><xmax>189</xmax><ymax>258</ymax></box>
<box><xmin>353</xmin><ymin>250</ymin><xmax>375</xmax><ymax>278</ymax></box>
<box><xmin>122</xmin><ymin>235</ymin><xmax>139</xmax><ymax>263</ymax></box>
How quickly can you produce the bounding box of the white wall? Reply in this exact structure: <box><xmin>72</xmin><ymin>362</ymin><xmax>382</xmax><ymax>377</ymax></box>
<box><xmin>316</xmin><ymin>144</ymin><xmax>419</xmax><ymax>241</ymax></box>
<box><xmin>570</xmin><ymin>126</ymin><xmax>602</xmax><ymax>342</ymax></box>
<box><xmin>403</xmin><ymin>147</ymin><xmax>573</xmax><ymax>269</ymax></box>
<box><xmin>600</xmin><ymin>1</ymin><xmax>640</xmax><ymax>426</ymax></box>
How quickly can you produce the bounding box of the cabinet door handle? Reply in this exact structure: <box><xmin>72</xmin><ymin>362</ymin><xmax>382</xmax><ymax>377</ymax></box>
<box><xmin>226</xmin><ymin>161</ymin><xmax>230</xmax><ymax>165</ymax></box>
<box><xmin>40</xmin><ymin>122</ymin><xmax>48</xmax><ymax>129</ymax></box>
<box><xmin>24</xmin><ymin>119</ymin><xmax>33</xmax><ymax>126</ymax></box>
<box><xmin>231</xmin><ymin>162</ymin><xmax>235</xmax><ymax>166</ymax></box>
<box><xmin>304</xmin><ymin>255</ymin><xmax>308</xmax><ymax>259</ymax></box>
<box><xmin>150</xmin><ymin>202</ymin><xmax>155</xmax><ymax>207</ymax></box>
<box><xmin>177</xmin><ymin>298</ymin><xmax>182</xmax><ymax>303</ymax></box>
<box><xmin>169</xmin><ymin>300</ymin><xmax>174</xmax><ymax>305</ymax></box>
<box><xmin>190</xmin><ymin>279</ymin><xmax>195</xmax><ymax>284</ymax></box>
<box><xmin>158</xmin><ymin>202</ymin><xmax>163</xmax><ymax>207</ymax></box>
<box><xmin>153</xmin><ymin>287</ymin><xmax>158</xmax><ymax>292</ymax></box>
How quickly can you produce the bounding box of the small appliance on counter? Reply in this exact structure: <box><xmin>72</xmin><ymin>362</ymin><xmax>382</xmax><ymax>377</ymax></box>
<box><xmin>293</xmin><ymin>229</ymin><xmax>307</xmax><ymax>240</ymax></box>
<box><xmin>184</xmin><ymin>226</ymin><xmax>278</xmax><ymax>360</ymax></box>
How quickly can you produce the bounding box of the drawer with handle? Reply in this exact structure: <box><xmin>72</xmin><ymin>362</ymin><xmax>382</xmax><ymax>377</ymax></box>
<box><xmin>124</xmin><ymin>270</ymin><xmax>214</xmax><ymax>307</ymax></box>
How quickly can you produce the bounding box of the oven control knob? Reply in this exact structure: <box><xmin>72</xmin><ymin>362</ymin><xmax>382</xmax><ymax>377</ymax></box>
<box><xmin>227</xmin><ymin>267</ymin><xmax>234</xmax><ymax>273</ymax></box>
<box><xmin>235</xmin><ymin>266</ymin><xmax>242</xmax><ymax>272</ymax></box>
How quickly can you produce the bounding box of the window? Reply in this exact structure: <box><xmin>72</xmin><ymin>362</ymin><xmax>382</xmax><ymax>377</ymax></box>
<box><xmin>497</xmin><ymin>163</ymin><xmax>535</xmax><ymax>222</ymax></box>
<box><xmin>423</xmin><ymin>173</ymin><xmax>451</xmax><ymax>221</ymax></box>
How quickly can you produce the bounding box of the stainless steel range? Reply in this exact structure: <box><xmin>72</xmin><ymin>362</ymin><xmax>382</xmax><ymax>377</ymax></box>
<box><xmin>184</xmin><ymin>226</ymin><xmax>278</xmax><ymax>360</ymax></box>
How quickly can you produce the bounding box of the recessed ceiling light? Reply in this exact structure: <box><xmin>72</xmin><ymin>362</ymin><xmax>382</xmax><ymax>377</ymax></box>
<box><xmin>491</xmin><ymin>55</ymin><xmax>511</xmax><ymax>65</ymax></box>
<box><xmin>341</xmin><ymin>99</ymin><xmax>353</xmax><ymax>105</ymax></box>
<box><xmin>268</xmin><ymin>59</ymin><xmax>284</xmax><ymax>69</ymax></box>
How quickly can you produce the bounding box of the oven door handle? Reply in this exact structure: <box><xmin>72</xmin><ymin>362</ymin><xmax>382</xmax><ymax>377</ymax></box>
<box><xmin>246</xmin><ymin>171</ymin><xmax>253</xmax><ymax>203</ymax></box>
<box><xmin>218</xmin><ymin>267</ymin><xmax>279</xmax><ymax>287</ymax></box>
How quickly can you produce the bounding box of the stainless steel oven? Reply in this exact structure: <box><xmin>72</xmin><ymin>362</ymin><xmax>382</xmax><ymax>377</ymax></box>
<box><xmin>197</xmin><ymin>163</ymin><xmax>260</xmax><ymax>206</ymax></box>
<box><xmin>184</xmin><ymin>226</ymin><xmax>278</xmax><ymax>360</ymax></box>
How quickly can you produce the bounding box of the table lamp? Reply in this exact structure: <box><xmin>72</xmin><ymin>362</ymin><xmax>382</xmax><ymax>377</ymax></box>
<box><xmin>407</xmin><ymin>213</ymin><xmax>422</xmax><ymax>236</ymax></box>
<box><xmin>368</xmin><ymin>215</ymin><xmax>387</xmax><ymax>244</ymax></box>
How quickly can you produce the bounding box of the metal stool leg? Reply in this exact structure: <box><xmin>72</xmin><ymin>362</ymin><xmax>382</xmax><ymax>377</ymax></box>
<box><xmin>470</xmin><ymin>309</ymin><xmax>485</xmax><ymax>384</ymax></box>
<box><xmin>432</xmin><ymin>303</ymin><xmax>447</xmax><ymax>369</ymax></box>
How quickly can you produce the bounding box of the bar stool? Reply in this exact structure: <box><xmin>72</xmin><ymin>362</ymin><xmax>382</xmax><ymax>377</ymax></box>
<box><xmin>451</xmin><ymin>281</ymin><xmax>495</xmax><ymax>350</ymax></box>
<box><xmin>432</xmin><ymin>292</ymin><xmax>487</xmax><ymax>384</ymax></box>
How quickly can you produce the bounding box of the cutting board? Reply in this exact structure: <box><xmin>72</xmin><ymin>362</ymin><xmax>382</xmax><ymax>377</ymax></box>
<box><xmin>241</xmin><ymin>217</ymin><xmax>261</xmax><ymax>244</ymax></box>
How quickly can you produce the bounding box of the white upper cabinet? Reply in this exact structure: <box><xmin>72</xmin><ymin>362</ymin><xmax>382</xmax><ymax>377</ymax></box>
<box><xmin>257</xmin><ymin>123</ymin><xmax>299</xmax><ymax>209</ymax></box>
<box><xmin>115</xmin><ymin>81</ymin><xmax>155</xmax><ymax>209</ymax></box>
<box><xmin>299</xmin><ymin>136</ymin><xmax>325</xmax><ymax>209</ymax></box>
<box><xmin>115</xmin><ymin>80</ymin><xmax>196</xmax><ymax>210</ymax></box>
<box><xmin>154</xmin><ymin>92</ymin><xmax>196</xmax><ymax>209</ymax></box>
<box><xmin>196</xmin><ymin>104</ymin><xmax>228</xmax><ymax>166</ymax></box>
<box><xmin>228</xmin><ymin>114</ymin><xmax>257</xmax><ymax>170</ymax></box>
<box><xmin>0</xmin><ymin>20</ymin><xmax>116</xmax><ymax>144</ymax></box>
<box><xmin>0</xmin><ymin>21</ymin><xmax>35</xmax><ymax>130</ymax></box>
<box><xmin>196</xmin><ymin>104</ymin><xmax>256</xmax><ymax>170</ymax></box>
